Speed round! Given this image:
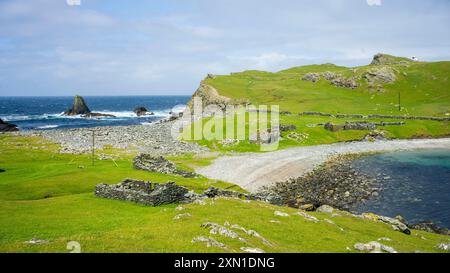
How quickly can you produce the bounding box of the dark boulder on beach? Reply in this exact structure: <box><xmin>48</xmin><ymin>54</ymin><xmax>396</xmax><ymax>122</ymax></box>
<box><xmin>0</xmin><ymin>119</ymin><xmax>19</xmax><ymax>132</ymax></box>
<box><xmin>64</xmin><ymin>95</ymin><xmax>91</xmax><ymax>116</ymax></box>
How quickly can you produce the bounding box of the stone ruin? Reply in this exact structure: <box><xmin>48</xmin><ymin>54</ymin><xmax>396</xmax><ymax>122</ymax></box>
<box><xmin>95</xmin><ymin>179</ymin><xmax>284</xmax><ymax>207</ymax></box>
<box><xmin>324</xmin><ymin>121</ymin><xmax>405</xmax><ymax>132</ymax></box>
<box><xmin>133</xmin><ymin>154</ymin><xmax>196</xmax><ymax>178</ymax></box>
<box><xmin>95</xmin><ymin>179</ymin><xmax>189</xmax><ymax>206</ymax></box>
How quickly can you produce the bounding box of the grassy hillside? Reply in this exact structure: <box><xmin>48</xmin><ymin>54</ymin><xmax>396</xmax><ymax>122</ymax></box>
<box><xmin>183</xmin><ymin>54</ymin><xmax>449</xmax><ymax>152</ymax></box>
<box><xmin>203</xmin><ymin>55</ymin><xmax>450</xmax><ymax>116</ymax></box>
<box><xmin>1</xmin><ymin>134</ymin><xmax>449</xmax><ymax>253</ymax></box>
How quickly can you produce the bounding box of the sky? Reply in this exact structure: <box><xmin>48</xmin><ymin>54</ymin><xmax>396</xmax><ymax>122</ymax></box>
<box><xmin>0</xmin><ymin>0</ymin><xmax>449</xmax><ymax>96</ymax></box>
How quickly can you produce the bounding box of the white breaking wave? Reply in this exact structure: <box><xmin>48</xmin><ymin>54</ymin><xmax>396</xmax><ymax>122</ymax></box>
<box><xmin>1</xmin><ymin>108</ymin><xmax>175</xmax><ymax>122</ymax></box>
<box><xmin>37</xmin><ymin>125</ymin><xmax>59</xmax><ymax>129</ymax></box>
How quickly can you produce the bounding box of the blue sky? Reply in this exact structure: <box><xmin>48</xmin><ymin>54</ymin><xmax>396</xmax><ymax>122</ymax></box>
<box><xmin>0</xmin><ymin>0</ymin><xmax>449</xmax><ymax>96</ymax></box>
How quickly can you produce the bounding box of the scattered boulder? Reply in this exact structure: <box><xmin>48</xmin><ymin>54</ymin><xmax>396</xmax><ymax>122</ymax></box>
<box><xmin>274</xmin><ymin>211</ymin><xmax>290</xmax><ymax>217</ymax></box>
<box><xmin>95</xmin><ymin>179</ymin><xmax>189</xmax><ymax>206</ymax></box>
<box><xmin>205</xmin><ymin>73</ymin><xmax>216</xmax><ymax>79</ymax></box>
<box><xmin>241</xmin><ymin>247</ymin><xmax>265</xmax><ymax>253</ymax></box>
<box><xmin>436</xmin><ymin>242</ymin><xmax>450</xmax><ymax>251</ymax></box>
<box><xmin>316</xmin><ymin>205</ymin><xmax>334</xmax><ymax>214</ymax></box>
<box><xmin>201</xmin><ymin>222</ymin><xmax>244</xmax><ymax>241</ymax></box>
<box><xmin>293</xmin><ymin>211</ymin><xmax>319</xmax><ymax>223</ymax></box>
<box><xmin>173</xmin><ymin>213</ymin><xmax>192</xmax><ymax>220</ymax></box>
<box><xmin>133</xmin><ymin>154</ymin><xmax>196</xmax><ymax>178</ymax></box>
<box><xmin>354</xmin><ymin>241</ymin><xmax>397</xmax><ymax>253</ymax></box>
<box><xmin>64</xmin><ymin>95</ymin><xmax>91</xmax><ymax>115</ymax></box>
<box><xmin>0</xmin><ymin>119</ymin><xmax>19</xmax><ymax>132</ymax></box>
<box><xmin>302</xmin><ymin>73</ymin><xmax>321</xmax><ymax>83</ymax></box>
<box><xmin>192</xmin><ymin>236</ymin><xmax>226</xmax><ymax>248</ymax></box>
<box><xmin>409</xmin><ymin>221</ymin><xmax>450</xmax><ymax>236</ymax></box>
<box><xmin>0</xmin><ymin>169</ymin><xmax>4</xmax><ymax>173</ymax></box>
<box><xmin>25</xmin><ymin>238</ymin><xmax>50</xmax><ymax>244</ymax></box>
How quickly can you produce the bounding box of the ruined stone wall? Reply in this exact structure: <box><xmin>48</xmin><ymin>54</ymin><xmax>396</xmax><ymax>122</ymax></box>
<box><xmin>95</xmin><ymin>180</ymin><xmax>189</xmax><ymax>206</ymax></box>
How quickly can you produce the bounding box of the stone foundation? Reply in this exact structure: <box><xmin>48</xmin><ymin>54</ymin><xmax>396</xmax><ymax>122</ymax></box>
<box><xmin>95</xmin><ymin>179</ymin><xmax>189</xmax><ymax>206</ymax></box>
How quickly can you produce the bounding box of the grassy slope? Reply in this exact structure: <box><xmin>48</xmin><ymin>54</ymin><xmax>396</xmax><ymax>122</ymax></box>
<box><xmin>205</xmin><ymin>61</ymin><xmax>450</xmax><ymax>116</ymax></box>
<box><xmin>0</xmin><ymin>134</ymin><xmax>449</xmax><ymax>253</ymax></box>
<box><xmin>183</xmin><ymin>58</ymin><xmax>449</xmax><ymax>152</ymax></box>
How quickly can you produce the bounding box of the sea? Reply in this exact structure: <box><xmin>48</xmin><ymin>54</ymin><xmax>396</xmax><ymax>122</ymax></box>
<box><xmin>0</xmin><ymin>96</ymin><xmax>190</xmax><ymax>130</ymax></box>
<box><xmin>351</xmin><ymin>149</ymin><xmax>450</xmax><ymax>228</ymax></box>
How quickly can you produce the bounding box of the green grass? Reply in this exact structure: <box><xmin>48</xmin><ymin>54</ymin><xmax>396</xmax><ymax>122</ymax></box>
<box><xmin>205</xmin><ymin>61</ymin><xmax>450</xmax><ymax>117</ymax></box>
<box><xmin>0</xmin><ymin>134</ymin><xmax>449</xmax><ymax>253</ymax></box>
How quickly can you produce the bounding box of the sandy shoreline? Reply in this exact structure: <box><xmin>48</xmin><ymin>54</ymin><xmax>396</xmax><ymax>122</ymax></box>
<box><xmin>196</xmin><ymin>138</ymin><xmax>450</xmax><ymax>192</ymax></box>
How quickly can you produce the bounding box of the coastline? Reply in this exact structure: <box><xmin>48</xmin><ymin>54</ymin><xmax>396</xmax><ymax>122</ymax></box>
<box><xmin>196</xmin><ymin>138</ymin><xmax>450</xmax><ymax>192</ymax></box>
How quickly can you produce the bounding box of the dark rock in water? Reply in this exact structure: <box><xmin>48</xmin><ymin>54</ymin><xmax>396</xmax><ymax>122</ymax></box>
<box><xmin>81</xmin><ymin>112</ymin><xmax>116</xmax><ymax>118</ymax></box>
<box><xmin>134</xmin><ymin>106</ymin><xmax>154</xmax><ymax>117</ymax></box>
<box><xmin>64</xmin><ymin>95</ymin><xmax>116</xmax><ymax>118</ymax></box>
<box><xmin>409</xmin><ymin>221</ymin><xmax>450</xmax><ymax>236</ymax></box>
<box><xmin>133</xmin><ymin>154</ymin><xmax>196</xmax><ymax>178</ymax></box>
<box><xmin>0</xmin><ymin>119</ymin><xmax>19</xmax><ymax>132</ymax></box>
<box><xmin>64</xmin><ymin>95</ymin><xmax>91</xmax><ymax>115</ymax></box>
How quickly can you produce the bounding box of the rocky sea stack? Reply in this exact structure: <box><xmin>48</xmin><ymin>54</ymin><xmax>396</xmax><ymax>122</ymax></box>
<box><xmin>64</xmin><ymin>95</ymin><xmax>115</xmax><ymax>118</ymax></box>
<box><xmin>64</xmin><ymin>95</ymin><xmax>91</xmax><ymax>116</ymax></box>
<box><xmin>0</xmin><ymin>119</ymin><xmax>19</xmax><ymax>132</ymax></box>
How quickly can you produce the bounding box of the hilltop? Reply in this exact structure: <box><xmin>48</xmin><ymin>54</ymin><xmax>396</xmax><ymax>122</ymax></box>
<box><xmin>195</xmin><ymin>53</ymin><xmax>449</xmax><ymax>117</ymax></box>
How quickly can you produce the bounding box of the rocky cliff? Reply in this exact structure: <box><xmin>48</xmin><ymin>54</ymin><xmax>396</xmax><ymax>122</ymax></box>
<box><xmin>187</xmin><ymin>82</ymin><xmax>233</xmax><ymax>111</ymax></box>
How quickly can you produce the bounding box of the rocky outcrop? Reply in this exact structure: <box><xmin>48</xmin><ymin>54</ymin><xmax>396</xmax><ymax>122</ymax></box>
<box><xmin>363</xmin><ymin>67</ymin><xmax>397</xmax><ymax>84</ymax></box>
<box><xmin>302</xmin><ymin>73</ymin><xmax>321</xmax><ymax>82</ymax></box>
<box><xmin>187</xmin><ymin>82</ymin><xmax>233</xmax><ymax>111</ymax></box>
<box><xmin>133</xmin><ymin>154</ymin><xmax>196</xmax><ymax>178</ymax></box>
<box><xmin>371</xmin><ymin>53</ymin><xmax>411</xmax><ymax>65</ymax></box>
<box><xmin>0</xmin><ymin>119</ymin><xmax>19</xmax><ymax>132</ymax></box>
<box><xmin>331</xmin><ymin>76</ymin><xmax>359</xmax><ymax>89</ymax></box>
<box><xmin>95</xmin><ymin>179</ymin><xmax>190</xmax><ymax>206</ymax></box>
<box><xmin>134</xmin><ymin>106</ymin><xmax>154</xmax><ymax>117</ymax></box>
<box><xmin>64</xmin><ymin>95</ymin><xmax>91</xmax><ymax>116</ymax></box>
<box><xmin>409</xmin><ymin>221</ymin><xmax>450</xmax><ymax>236</ymax></box>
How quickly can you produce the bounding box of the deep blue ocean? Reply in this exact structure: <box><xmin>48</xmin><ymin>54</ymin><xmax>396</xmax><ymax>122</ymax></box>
<box><xmin>0</xmin><ymin>96</ymin><xmax>190</xmax><ymax>130</ymax></box>
<box><xmin>351</xmin><ymin>149</ymin><xmax>450</xmax><ymax>228</ymax></box>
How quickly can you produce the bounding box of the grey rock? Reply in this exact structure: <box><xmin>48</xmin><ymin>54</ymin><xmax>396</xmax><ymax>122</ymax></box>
<box><xmin>133</xmin><ymin>154</ymin><xmax>196</xmax><ymax>178</ymax></box>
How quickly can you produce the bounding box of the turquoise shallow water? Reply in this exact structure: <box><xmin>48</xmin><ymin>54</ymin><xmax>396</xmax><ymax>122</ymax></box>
<box><xmin>351</xmin><ymin>149</ymin><xmax>450</xmax><ymax>228</ymax></box>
